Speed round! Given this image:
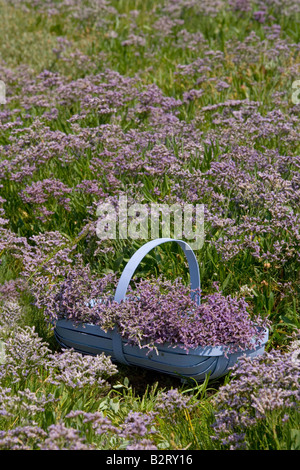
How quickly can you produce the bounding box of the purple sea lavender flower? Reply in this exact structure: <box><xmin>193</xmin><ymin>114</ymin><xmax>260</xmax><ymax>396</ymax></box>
<box><xmin>66</xmin><ymin>409</ymin><xmax>158</xmax><ymax>449</ymax></box>
<box><xmin>155</xmin><ymin>388</ymin><xmax>196</xmax><ymax>414</ymax></box>
<box><xmin>0</xmin><ymin>300</ymin><xmax>23</xmax><ymax>329</ymax></box>
<box><xmin>228</xmin><ymin>0</ymin><xmax>251</xmax><ymax>13</ymax></box>
<box><xmin>253</xmin><ymin>10</ymin><xmax>267</xmax><ymax>23</ymax></box>
<box><xmin>21</xmin><ymin>178</ymin><xmax>72</xmax><ymax>221</ymax></box>
<box><xmin>211</xmin><ymin>343</ymin><xmax>300</xmax><ymax>449</ymax></box>
<box><xmin>0</xmin><ymin>326</ymin><xmax>51</xmax><ymax>384</ymax></box>
<box><xmin>121</xmin><ymin>34</ymin><xmax>146</xmax><ymax>47</ymax></box>
<box><xmin>119</xmin><ymin>411</ymin><xmax>158</xmax><ymax>440</ymax></box>
<box><xmin>216</xmin><ymin>80</ymin><xmax>230</xmax><ymax>91</ymax></box>
<box><xmin>33</xmin><ymin>254</ymin><xmax>116</xmax><ymax>325</ymax></box>
<box><xmin>0</xmin><ymin>386</ymin><xmax>58</xmax><ymax>422</ymax></box>
<box><xmin>41</xmin><ymin>422</ymin><xmax>92</xmax><ymax>450</ymax></box>
<box><xmin>126</xmin><ymin>439</ymin><xmax>158</xmax><ymax>450</ymax></box>
<box><xmin>0</xmin><ymin>425</ymin><xmax>47</xmax><ymax>450</ymax></box>
<box><xmin>66</xmin><ymin>410</ymin><xmax>119</xmax><ymax>435</ymax></box>
<box><xmin>19</xmin><ymin>231</ymin><xmax>76</xmax><ymax>296</ymax></box>
<box><xmin>0</xmin><ymin>280</ymin><xmax>27</xmax><ymax>302</ymax></box>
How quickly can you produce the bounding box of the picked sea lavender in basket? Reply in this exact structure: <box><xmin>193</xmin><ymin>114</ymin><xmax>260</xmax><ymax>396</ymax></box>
<box><xmin>42</xmin><ymin>267</ymin><xmax>269</xmax><ymax>356</ymax></box>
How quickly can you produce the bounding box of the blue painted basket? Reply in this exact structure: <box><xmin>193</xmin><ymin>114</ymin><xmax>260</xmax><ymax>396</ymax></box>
<box><xmin>54</xmin><ymin>238</ymin><xmax>269</xmax><ymax>382</ymax></box>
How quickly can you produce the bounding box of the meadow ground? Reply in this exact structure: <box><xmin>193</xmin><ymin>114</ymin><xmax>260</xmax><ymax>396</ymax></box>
<box><xmin>0</xmin><ymin>0</ymin><xmax>299</xmax><ymax>451</ymax></box>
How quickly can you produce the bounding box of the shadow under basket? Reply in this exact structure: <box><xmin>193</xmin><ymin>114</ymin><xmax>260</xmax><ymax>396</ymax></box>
<box><xmin>54</xmin><ymin>238</ymin><xmax>269</xmax><ymax>382</ymax></box>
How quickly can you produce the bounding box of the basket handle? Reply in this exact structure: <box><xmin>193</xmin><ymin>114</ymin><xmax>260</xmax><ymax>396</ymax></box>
<box><xmin>114</xmin><ymin>238</ymin><xmax>201</xmax><ymax>305</ymax></box>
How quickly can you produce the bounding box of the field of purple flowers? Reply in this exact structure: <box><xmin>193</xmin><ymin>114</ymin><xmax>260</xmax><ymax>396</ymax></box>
<box><xmin>0</xmin><ymin>0</ymin><xmax>299</xmax><ymax>450</ymax></box>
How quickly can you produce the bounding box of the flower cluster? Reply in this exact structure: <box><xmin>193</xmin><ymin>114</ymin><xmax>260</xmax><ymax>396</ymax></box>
<box><xmin>40</xmin><ymin>423</ymin><xmax>92</xmax><ymax>450</ymax></box>
<box><xmin>66</xmin><ymin>409</ymin><xmax>159</xmax><ymax>450</ymax></box>
<box><xmin>212</xmin><ymin>341</ymin><xmax>300</xmax><ymax>449</ymax></box>
<box><xmin>155</xmin><ymin>388</ymin><xmax>197</xmax><ymax>414</ymax></box>
<box><xmin>0</xmin><ymin>322</ymin><xmax>118</xmax><ymax>388</ymax></box>
<box><xmin>21</xmin><ymin>178</ymin><xmax>72</xmax><ymax>222</ymax></box>
<box><xmin>46</xmin><ymin>348</ymin><xmax>118</xmax><ymax>390</ymax></box>
<box><xmin>0</xmin><ymin>426</ymin><xmax>47</xmax><ymax>451</ymax></box>
<box><xmin>0</xmin><ymin>386</ymin><xmax>58</xmax><ymax>421</ymax></box>
<box><xmin>0</xmin><ymin>326</ymin><xmax>51</xmax><ymax>384</ymax></box>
